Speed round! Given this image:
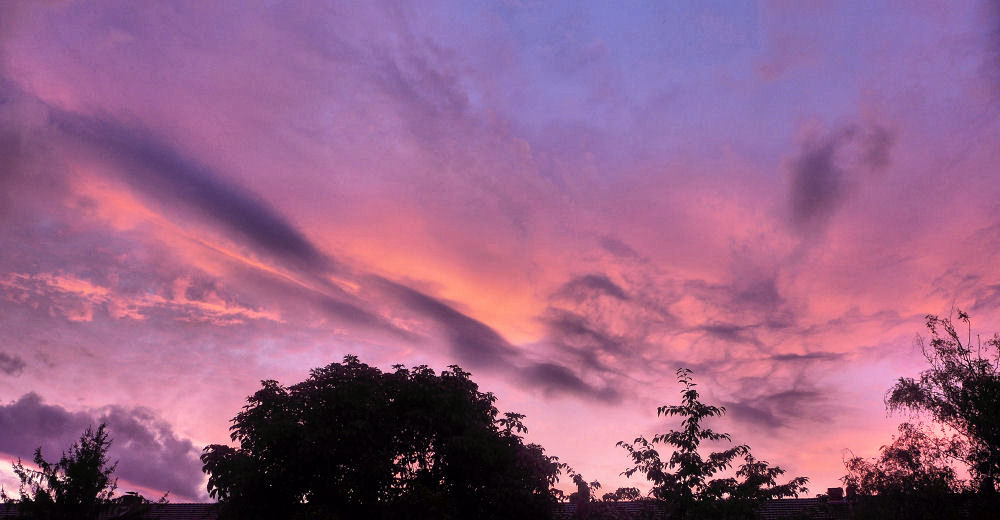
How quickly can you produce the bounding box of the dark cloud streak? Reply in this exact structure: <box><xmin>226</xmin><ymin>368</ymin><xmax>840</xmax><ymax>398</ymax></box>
<box><xmin>544</xmin><ymin>308</ymin><xmax>628</xmax><ymax>358</ymax></box>
<box><xmin>788</xmin><ymin>129</ymin><xmax>852</xmax><ymax>231</ymax></box>
<box><xmin>370</xmin><ymin>275</ymin><xmax>516</xmax><ymax>369</ymax></box>
<box><xmin>52</xmin><ymin>110</ymin><xmax>333</xmax><ymax>274</ymax></box>
<box><xmin>599</xmin><ymin>235</ymin><xmax>642</xmax><ymax>260</ymax></box>
<box><xmin>697</xmin><ymin>322</ymin><xmax>762</xmax><ymax>347</ymax></box>
<box><xmin>519</xmin><ymin>362</ymin><xmax>621</xmax><ymax>403</ymax></box>
<box><xmin>367</xmin><ymin>278</ymin><xmax>622</xmax><ymax>402</ymax></box>
<box><xmin>788</xmin><ymin>124</ymin><xmax>895</xmax><ymax>233</ymax></box>
<box><xmin>769</xmin><ymin>352</ymin><xmax>845</xmax><ymax>363</ymax></box>
<box><xmin>554</xmin><ymin>274</ymin><xmax>629</xmax><ymax>302</ymax></box>
<box><xmin>723</xmin><ymin>388</ymin><xmax>826</xmax><ymax>430</ymax></box>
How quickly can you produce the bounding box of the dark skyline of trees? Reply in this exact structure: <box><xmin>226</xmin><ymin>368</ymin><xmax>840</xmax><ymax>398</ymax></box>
<box><xmin>3</xmin><ymin>311</ymin><xmax>999</xmax><ymax>519</ymax></box>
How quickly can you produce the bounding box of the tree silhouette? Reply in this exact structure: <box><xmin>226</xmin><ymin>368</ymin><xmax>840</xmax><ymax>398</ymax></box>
<box><xmin>844</xmin><ymin>422</ymin><xmax>963</xmax><ymax>496</ymax></box>
<box><xmin>842</xmin><ymin>422</ymin><xmax>964</xmax><ymax>519</ymax></box>
<box><xmin>886</xmin><ymin>312</ymin><xmax>1000</xmax><ymax>495</ymax></box>
<box><xmin>601</xmin><ymin>486</ymin><xmax>641</xmax><ymax>502</ymax></box>
<box><xmin>562</xmin><ymin>474</ymin><xmax>660</xmax><ymax>520</ymax></box>
<box><xmin>568</xmin><ymin>473</ymin><xmax>602</xmax><ymax>506</ymax></box>
<box><xmin>201</xmin><ymin>355</ymin><xmax>565</xmax><ymax>520</ymax></box>
<box><xmin>1</xmin><ymin>424</ymin><xmax>118</xmax><ymax>520</ymax></box>
<box><xmin>618</xmin><ymin>368</ymin><xmax>807</xmax><ymax>519</ymax></box>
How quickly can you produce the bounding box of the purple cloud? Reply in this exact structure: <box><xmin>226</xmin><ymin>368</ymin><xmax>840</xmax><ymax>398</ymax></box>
<box><xmin>0</xmin><ymin>393</ymin><xmax>204</xmax><ymax>500</ymax></box>
<box><xmin>788</xmin><ymin>124</ymin><xmax>895</xmax><ymax>233</ymax></box>
<box><xmin>0</xmin><ymin>353</ymin><xmax>25</xmax><ymax>376</ymax></box>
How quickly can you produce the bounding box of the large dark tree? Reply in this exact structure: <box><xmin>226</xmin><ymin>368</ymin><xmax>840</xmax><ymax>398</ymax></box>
<box><xmin>886</xmin><ymin>312</ymin><xmax>1000</xmax><ymax>494</ymax></box>
<box><xmin>1</xmin><ymin>424</ymin><xmax>118</xmax><ymax>520</ymax></box>
<box><xmin>618</xmin><ymin>369</ymin><xmax>808</xmax><ymax>519</ymax></box>
<box><xmin>201</xmin><ymin>355</ymin><xmax>565</xmax><ymax>520</ymax></box>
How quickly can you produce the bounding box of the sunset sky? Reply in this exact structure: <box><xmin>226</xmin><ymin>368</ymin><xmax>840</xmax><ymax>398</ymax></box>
<box><xmin>2</xmin><ymin>0</ymin><xmax>1000</xmax><ymax>502</ymax></box>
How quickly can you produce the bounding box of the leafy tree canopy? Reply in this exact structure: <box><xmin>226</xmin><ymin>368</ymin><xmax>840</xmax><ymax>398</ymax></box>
<box><xmin>618</xmin><ymin>368</ymin><xmax>808</xmax><ymax>519</ymax></box>
<box><xmin>842</xmin><ymin>422</ymin><xmax>967</xmax><ymax>520</ymax></box>
<box><xmin>201</xmin><ymin>355</ymin><xmax>565</xmax><ymax>520</ymax></box>
<box><xmin>1</xmin><ymin>424</ymin><xmax>118</xmax><ymax>520</ymax></box>
<box><xmin>568</xmin><ymin>472</ymin><xmax>602</xmax><ymax>506</ymax></box>
<box><xmin>601</xmin><ymin>486</ymin><xmax>641</xmax><ymax>502</ymax></box>
<box><xmin>843</xmin><ymin>422</ymin><xmax>964</xmax><ymax>497</ymax></box>
<box><xmin>887</xmin><ymin>312</ymin><xmax>1000</xmax><ymax>494</ymax></box>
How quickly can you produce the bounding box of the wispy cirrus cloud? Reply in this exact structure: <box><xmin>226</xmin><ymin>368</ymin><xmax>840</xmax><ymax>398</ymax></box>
<box><xmin>0</xmin><ymin>272</ymin><xmax>280</xmax><ymax>324</ymax></box>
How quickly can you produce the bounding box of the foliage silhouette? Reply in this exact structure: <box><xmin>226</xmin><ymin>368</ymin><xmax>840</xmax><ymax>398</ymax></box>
<box><xmin>568</xmin><ymin>472</ymin><xmax>602</xmax><ymax>506</ymax></box>
<box><xmin>563</xmin><ymin>472</ymin><xmax>611</xmax><ymax>519</ymax></box>
<box><xmin>842</xmin><ymin>422</ymin><xmax>965</xmax><ymax>519</ymax></box>
<box><xmin>201</xmin><ymin>355</ymin><xmax>565</xmax><ymax>520</ymax></box>
<box><xmin>886</xmin><ymin>311</ymin><xmax>1000</xmax><ymax>495</ymax></box>
<box><xmin>602</xmin><ymin>486</ymin><xmax>641</xmax><ymax>502</ymax></box>
<box><xmin>843</xmin><ymin>422</ymin><xmax>963</xmax><ymax>496</ymax></box>
<box><xmin>618</xmin><ymin>368</ymin><xmax>808</xmax><ymax>519</ymax></box>
<box><xmin>1</xmin><ymin>424</ymin><xmax>118</xmax><ymax>520</ymax></box>
<box><xmin>562</xmin><ymin>475</ymin><xmax>659</xmax><ymax>520</ymax></box>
